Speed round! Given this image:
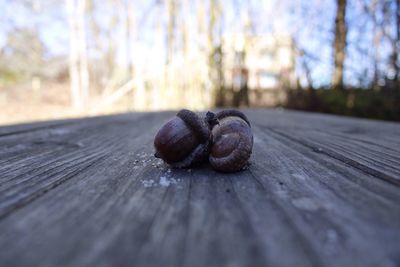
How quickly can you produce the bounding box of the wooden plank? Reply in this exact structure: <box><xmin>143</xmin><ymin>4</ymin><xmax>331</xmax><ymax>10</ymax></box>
<box><xmin>0</xmin><ymin>124</ymin><xmax>307</xmax><ymax>266</ymax></box>
<box><xmin>0</xmin><ymin>110</ymin><xmax>399</xmax><ymax>267</ymax></box>
<box><xmin>179</xmin><ymin>169</ymin><xmax>316</xmax><ymax>267</ymax></box>
<box><xmin>0</xmin><ymin>113</ymin><xmax>143</xmax><ymax>166</ymax></box>
<box><xmin>248</xmin><ymin>125</ymin><xmax>400</xmax><ymax>267</ymax></box>
<box><xmin>246</xmin><ymin>109</ymin><xmax>400</xmax><ymax>147</ymax></box>
<box><xmin>0</xmin><ymin>113</ymin><xmax>160</xmax><ymax>218</ymax></box>
<box><xmin>0</xmin><ymin>113</ymin><xmax>135</xmax><ymax>136</ymax></box>
<box><xmin>0</xmin><ymin>112</ymin><xmax>151</xmax><ymax>175</ymax></box>
<box><xmin>0</xmin><ymin>119</ymin><xmax>73</xmax><ymax>137</ymax></box>
<box><xmin>0</xmin><ymin>113</ymin><xmax>179</xmax><ymax>266</ymax></box>
<box><xmin>268</xmin><ymin>127</ymin><xmax>400</xmax><ymax>185</ymax></box>
<box><xmin>247</xmin><ymin>109</ymin><xmax>400</xmax><ymax>185</ymax></box>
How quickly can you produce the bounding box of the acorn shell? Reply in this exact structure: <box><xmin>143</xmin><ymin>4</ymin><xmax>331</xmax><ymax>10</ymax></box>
<box><xmin>154</xmin><ymin>109</ymin><xmax>210</xmax><ymax>168</ymax></box>
<box><xmin>209</xmin><ymin>110</ymin><xmax>253</xmax><ymax>172</ymax></box>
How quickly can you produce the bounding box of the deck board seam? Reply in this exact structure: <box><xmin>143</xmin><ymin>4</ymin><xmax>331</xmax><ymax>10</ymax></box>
<box><xmin>0</xmin><ymin>113</ymin><xmax>160</xmax><ymax>219</ymax></box>
<box><xmin>252</xmin><ymin>124</ymin><xmax>400</xmax><ymax>210</ymax></box>
<box><xmin>247</xmin><ymin>169</ymin><xmax>327</xmax><ymax>267</ymax></box>
<box><xmin>265</xmin><ymin>127</ymin><xmax>400</xmax><ymax>187</ymax></box>
<box><xmin>0</xmin><ymin>122</ymin><xmax>75</xmax><ymax>138</ymax></box>
<box><xmin>226</xmin><ymin>176</ymin><xmax>271</xmax><ymax>266</ymax></box>
<box><xmin>323</xmin><ymin>131</ymin><xmax>400</xmax><ymax>154</ymax></box>
<box><xmin>317</xmin><ymin>138</ymin><xmax>400</xmax><ymax>174</ymax></box>
<box><xmin>0</xmin><ymin>130</ymin><xmax>122</xmax><ymax>191</ymax></box>
<box><xmin>178</xmin><ymin>174</ymin><xmax>193</xmax><ymax>267</ymax></box>
<box><xmin>130</xmin><ymin>187</ymin><xmax>171</xmax><ymax>261</ymax></box>
<box><xmin>0</xmin><ymin>153</ymin><xmax>108</xmax><ymax>220</ymax></box>
<box><xmin>0</xmin><ymin>128</ymin><xmax>133</xmax><ymax>219</ymax></box>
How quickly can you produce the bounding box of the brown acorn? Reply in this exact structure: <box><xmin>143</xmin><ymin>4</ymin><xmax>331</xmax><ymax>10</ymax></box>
<box><xmin>154</xmin><ymin>109</ymin><xmax>214</xmax><ymax>168</ymax></box>
<box><xmin>209</xmin><ymin>109</ymin><xmax>253</xmax><ymax>172</ymax></box>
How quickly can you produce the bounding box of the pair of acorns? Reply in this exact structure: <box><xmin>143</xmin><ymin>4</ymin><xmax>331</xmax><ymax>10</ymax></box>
<box><xmin>153</xmin><ymin>109</ymin><xmax>253</xmax><ymax>172</ymax></box>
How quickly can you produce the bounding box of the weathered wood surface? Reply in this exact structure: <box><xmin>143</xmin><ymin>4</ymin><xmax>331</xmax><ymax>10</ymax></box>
<box><xmin>0</xmin><ymin>109</ymin><xmax>399</xmax><ymax>267</ymax></box>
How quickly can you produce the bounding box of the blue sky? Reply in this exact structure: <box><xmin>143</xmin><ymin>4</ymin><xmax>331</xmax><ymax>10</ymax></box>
<box><xmin>0</xmin><ymin>0</ymin><xmax>396</xmax><ymax>87</ymax></box>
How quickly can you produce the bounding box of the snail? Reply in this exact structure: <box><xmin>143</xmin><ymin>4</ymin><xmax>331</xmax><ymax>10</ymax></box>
<box><xmin>209</xmin><ymin>109</ymin><xmax>253</xmax><ymax>172</ymax></box>
<box><xmin>154</xmin><ymin>109</ymin><xmax>218</xmax><ymax>168</ymax></box>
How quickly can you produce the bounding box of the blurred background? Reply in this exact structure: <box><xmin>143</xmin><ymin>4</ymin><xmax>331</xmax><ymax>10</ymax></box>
<box><xmin>0</xmin><ymin>0</ymin><xmax>399</xmax><ymax>125</ymax></box>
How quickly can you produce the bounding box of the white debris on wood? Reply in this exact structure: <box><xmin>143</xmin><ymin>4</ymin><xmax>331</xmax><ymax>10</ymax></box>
<box><xmin>141</xmin><ymin>179</ymin><xmax>155</xmax><ymax>188</ymax></box>
<box><xmin>292</xmin><ymin>197</ymin><xmax>320</xmax><ymax>211</ymax></box>
<box><xmin>159</xmin><ymin>176</ymin><xmax>178</xmax><ymax>187</ymax></box>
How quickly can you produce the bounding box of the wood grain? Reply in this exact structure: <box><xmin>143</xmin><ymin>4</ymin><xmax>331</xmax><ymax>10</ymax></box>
<box><xmin>0</xmin><ymin>109</ymin><xmax>399</xmax><ymax>267</ymax></box>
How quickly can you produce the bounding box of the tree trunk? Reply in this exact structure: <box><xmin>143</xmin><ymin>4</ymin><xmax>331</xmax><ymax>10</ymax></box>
<box><xmin>370</xmin><ymin>0</ymin><xmax>380</xmax><ymax>90</ymax></box>
<box><xmin>77</xmin><ymin>0</ymin><xmax>89</xmax><ymax>104</ymax></box>
<box><xmin>394</xmin><ymin>0</ymin><xmax>400</xmax><ymax>83</ymax></box>
<box><xmin>66</xmin><ymin>0</ymin><xmax>82</xmax><ymax>108</ymax></box>
<box><xmin>66</xmin><ymin>0</ymin><xmax>89</xmax><ymax>108</ymax></box>
<box><xmin>127</xmin><ymin>0</ymin><xmax>135</xmax><ymax>79</ymax></box>
<box><xmin>208</xmin><ymin>0</ymin><xmax>224</xmax><ymax>107</ymax></box>
<box><xmin>332</xmin><ymin>0</ymin><xmax>347</xmax><ymax>90</ymax></box>
<box><xmin>166</xmin><ymin>0</ymin><xmax>176</xmax><ymax>65</ymax></box>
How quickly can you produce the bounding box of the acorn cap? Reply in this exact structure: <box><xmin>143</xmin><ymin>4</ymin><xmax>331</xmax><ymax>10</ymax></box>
<box><xmin>176</xmin><ymin>109</ymin><xmax>210</xmax><ymax>142</ymax></box>
<box><xmin>215</xmin><ymin>109</ymin><xmax>251</xmax><ymax>127</ymax></box>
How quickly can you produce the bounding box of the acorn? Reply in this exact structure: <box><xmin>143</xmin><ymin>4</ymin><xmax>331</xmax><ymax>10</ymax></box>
<box><xmin>154</xmin><ymin>109</ymin><xmax>216</xmax><ymax>168</ymax></box>
<box><xmin>209</xmin><ymin>109</ymin><xmax>253</xmax><ymax>172</ymax></box>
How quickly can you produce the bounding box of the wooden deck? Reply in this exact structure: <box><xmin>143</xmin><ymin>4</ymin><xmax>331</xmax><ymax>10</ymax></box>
<box><xmin>0</xmin><ymin>109</ymin><xmax>399</xmax><ymax>267</ymax></box>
